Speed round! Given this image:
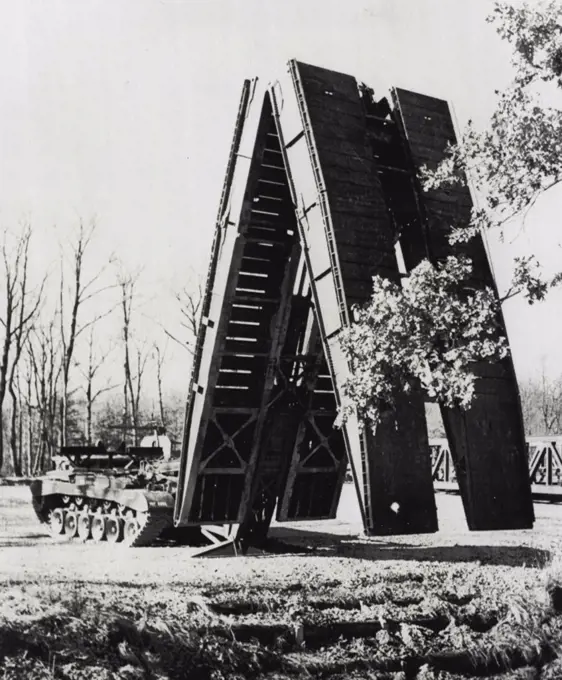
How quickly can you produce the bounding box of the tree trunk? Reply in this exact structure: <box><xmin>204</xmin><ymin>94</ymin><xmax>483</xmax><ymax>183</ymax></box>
<box><xmin>155</xmin><ymin>346</ymin><xmax>166</xmax><ymax>428</ymax></box>
<box><xmin>0</xmin><ymin>330</ymin><xmax>11</xmax><ymax>471</ymax></box>
<box><xmin>9</xmin><ymin>384</ymin><xmax>21</xmax><ymax>476</ymax></box>
<box><xmin>158</xmin><ymin>381</ymin><xmax>166</xmax><ymax>429</ymax></box>
<box><xmin>0</xmin><ymin>416</ymin><xmax>4</xmax><ymax>474</ymax></box>
<box><xmin>122</xmin><ymin>375</ymin><xmax>128</xmax><ymax>446</ymax></box>
<box><xmin>86</xmin><ymin>381</ymin><xmax>93</xmax><ymax>445</ymax></box>
<box><xmin>61</xmin><ymin>390</ymin><xmax>68</xmax><ymax>447</ymax></box>
<box><xmin>17</xmin><ymin>380</ymin><xmax>23</xmax><ymax>474</ymax></box>
<box><xmin>26</xmin><ymin>382</ymin><xmax>33</xmax><ymax>476</ymax></box>
<box><xmin>34</xmin><ymin>431</ymin><xmax>46</xmax><ymax>475</ymax></box>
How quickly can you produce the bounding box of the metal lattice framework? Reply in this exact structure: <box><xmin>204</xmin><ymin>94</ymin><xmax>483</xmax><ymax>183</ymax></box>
<box><xmin>433</xmin><ymin>437</ymin><xmax>562</xmax><ymax>502</ymax></box>
<box><xmin>173</xmin><ymin>61</ymin><xmax>534</xmax><ymax>552</ymax></box>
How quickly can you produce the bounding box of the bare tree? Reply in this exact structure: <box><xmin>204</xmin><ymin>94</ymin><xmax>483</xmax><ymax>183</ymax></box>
<box><xmin>22</xmin><ymin>355</ymin><xmax>34</xmax><ymax>476</ymax></box>
<box><xmin>27</xmin><ymin>322</ymin><xmax>62</xmax><ymax>474</ymax></box>
<box><xmin>80</xmin><ymin>327</ymin><xmax>116</xmax><ymax>445</ymax></box>
<box><xmin>118</xmin><ymin>270</ymin><xmax>134</xmax><ymax>441</ymax></box>
<box><xmin>59</xmin><ymin>219</ymin><xmax>114</xmax><ymax>446</ymax></box>
<box><xmin>161</xmin><ymin>280</ymin><xmax>203</xmax><ymax>355</ymax></box>
<box><xmin>153</xmin><ymin>341</ymin><xmax>167</xmax><ymax>428</ymax></box>
<box><xmin>0</xmin><ymin>226</ymin><xmax>44</xmax><ymax>472</ymax></box>
<box><xmin>536</xmin><ymin>369</ymin><xmax>562</xmax><ymax>436</ymax></box>
<box><xmin>8</xmin><ymin>239</ymin><xmax>45</xmax><ymax>475</ymax></box>
<box><xmin>8</xmin><ymin>365</ymin><xmax>26</xmax><ymax>476</ymax></box>
<box><xmin>519</xmin><ymin>378</ymin><xmax>539</xmax><ymax>437</ymax></box>
<box><xmin>519</xmin><ymin>368</ymin><xmax>562</xmax><ymax>437</ymax></box>
<box><xmin>131</xmin><ymin>344</ymin><xmax>150</xmax><ymax>443</ymax></box>
<box><xmin>117</xmin><ymin>268</ymin><xmax>149</xmax><ymax>445</ymax></box>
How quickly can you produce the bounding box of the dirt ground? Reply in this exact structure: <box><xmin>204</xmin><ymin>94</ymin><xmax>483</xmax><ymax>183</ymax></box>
<box><xmin>3</xmin><ymin>485</ymin><xmax>562</xmax><ymax>678</ymax></box>
<box><xmin>1</xmin><ymin>484</ymin><xmax>560</xmax><ymax>585</ymax></box>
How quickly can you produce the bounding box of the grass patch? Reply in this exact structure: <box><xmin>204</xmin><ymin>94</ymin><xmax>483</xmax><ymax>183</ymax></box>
<box><xmin>3</xmin><ymin>556</ymin><xmax>562</xmax><ymax>679</ymax></box>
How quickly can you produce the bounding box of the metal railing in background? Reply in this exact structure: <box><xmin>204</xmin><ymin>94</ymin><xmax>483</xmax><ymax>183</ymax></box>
<box><xmin>431</xmin><ymin>437</ymin><xmax>562</xmax><ymax>501</ymax></box>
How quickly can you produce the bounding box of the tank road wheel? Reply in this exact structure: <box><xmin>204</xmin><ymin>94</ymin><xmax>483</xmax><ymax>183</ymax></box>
<box><xmin>123</xmin><ymin>518</ymin><xmax>141</xmax><ymax>546</ymax></box>
<box><xmin>77</xmin><ymin>514</ymin><xmax>92</xmax><ymax>541</ymax></box>
<box><xmin>106</xmin><ymin>517</ymin><xmax>123</xmax><ymax>544</ymax></box>
<box><xmin>91</xmin><ymin>515</ymin><xmax>106</xmax><ymax>542</ymax></box>
<box><xmin>49</xmin><ymin>508</ymin><xmax>65</xmax><ymax>536</ymax></box>
<box><xmin>64</xmin><ymin>511</ymin><xmax>78</xmax><ymax>538</ymax></box>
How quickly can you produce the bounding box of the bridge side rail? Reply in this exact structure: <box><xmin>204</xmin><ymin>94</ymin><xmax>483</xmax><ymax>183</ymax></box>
<box><xmin>431</xmin><ymin>437</ymin><xmax>562</xmax><ymax>499</ymax></box>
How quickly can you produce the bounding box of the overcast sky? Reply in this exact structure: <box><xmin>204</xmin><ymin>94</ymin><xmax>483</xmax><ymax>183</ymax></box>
<box><xmin>0</xmin><ymin>0</ymin><xmax>560</xmax><ymax>384</ymax></box>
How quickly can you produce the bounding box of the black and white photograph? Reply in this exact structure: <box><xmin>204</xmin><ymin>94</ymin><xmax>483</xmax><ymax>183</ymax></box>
<box><xmin>2</xmin><ymin>1</ymin><xmax>562</xmax><ymax>678</ymax></box>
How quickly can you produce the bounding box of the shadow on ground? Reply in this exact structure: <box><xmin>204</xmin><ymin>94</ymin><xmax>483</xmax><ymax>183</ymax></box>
<box><xmin>265</xmin><ymin>527</ymin><xmax>551</xmax><ymax>567</ymax></box>
<box><xmin>0</xmin><ymin>534</ymin><xmax>51</xmax><ymax>548</ymax></box>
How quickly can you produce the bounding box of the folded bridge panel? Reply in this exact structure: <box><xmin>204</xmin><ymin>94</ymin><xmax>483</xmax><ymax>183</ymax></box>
<box><xmin>174</xmin><ymin>84</ymin><xmax>302</xmax><ymax>533</ymax></box>
<box><xmin>272</xmin><ymin>62</ymin><xmax>438</xmax><ymax>535</ymax></box>
<box><xmin>391</xmin><ymin>88</ymin><xmax>534</xmax><ymax>530</ymax></box>
<box><xmin>175</xmin><ymin>62</ymin><xmax>533</xmax><ymax>543</ymax></box>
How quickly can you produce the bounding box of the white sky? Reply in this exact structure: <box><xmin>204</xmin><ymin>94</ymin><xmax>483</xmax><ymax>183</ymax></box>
<box><xmin>0</xmin><ymin>0</ymin><xmax>560</xmax><ymax>388</ymax></box>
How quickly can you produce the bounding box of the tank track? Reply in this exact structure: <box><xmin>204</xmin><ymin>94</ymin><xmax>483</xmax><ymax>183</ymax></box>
<box><xmin>130</xmin><ymin>507</ymin><xmax>174</xmax><ymax>547</ymax></box>
<box><xmin>30</xmin><ymin>487</ymin><xmax>175</xmax><ymax>547</ymax></box>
